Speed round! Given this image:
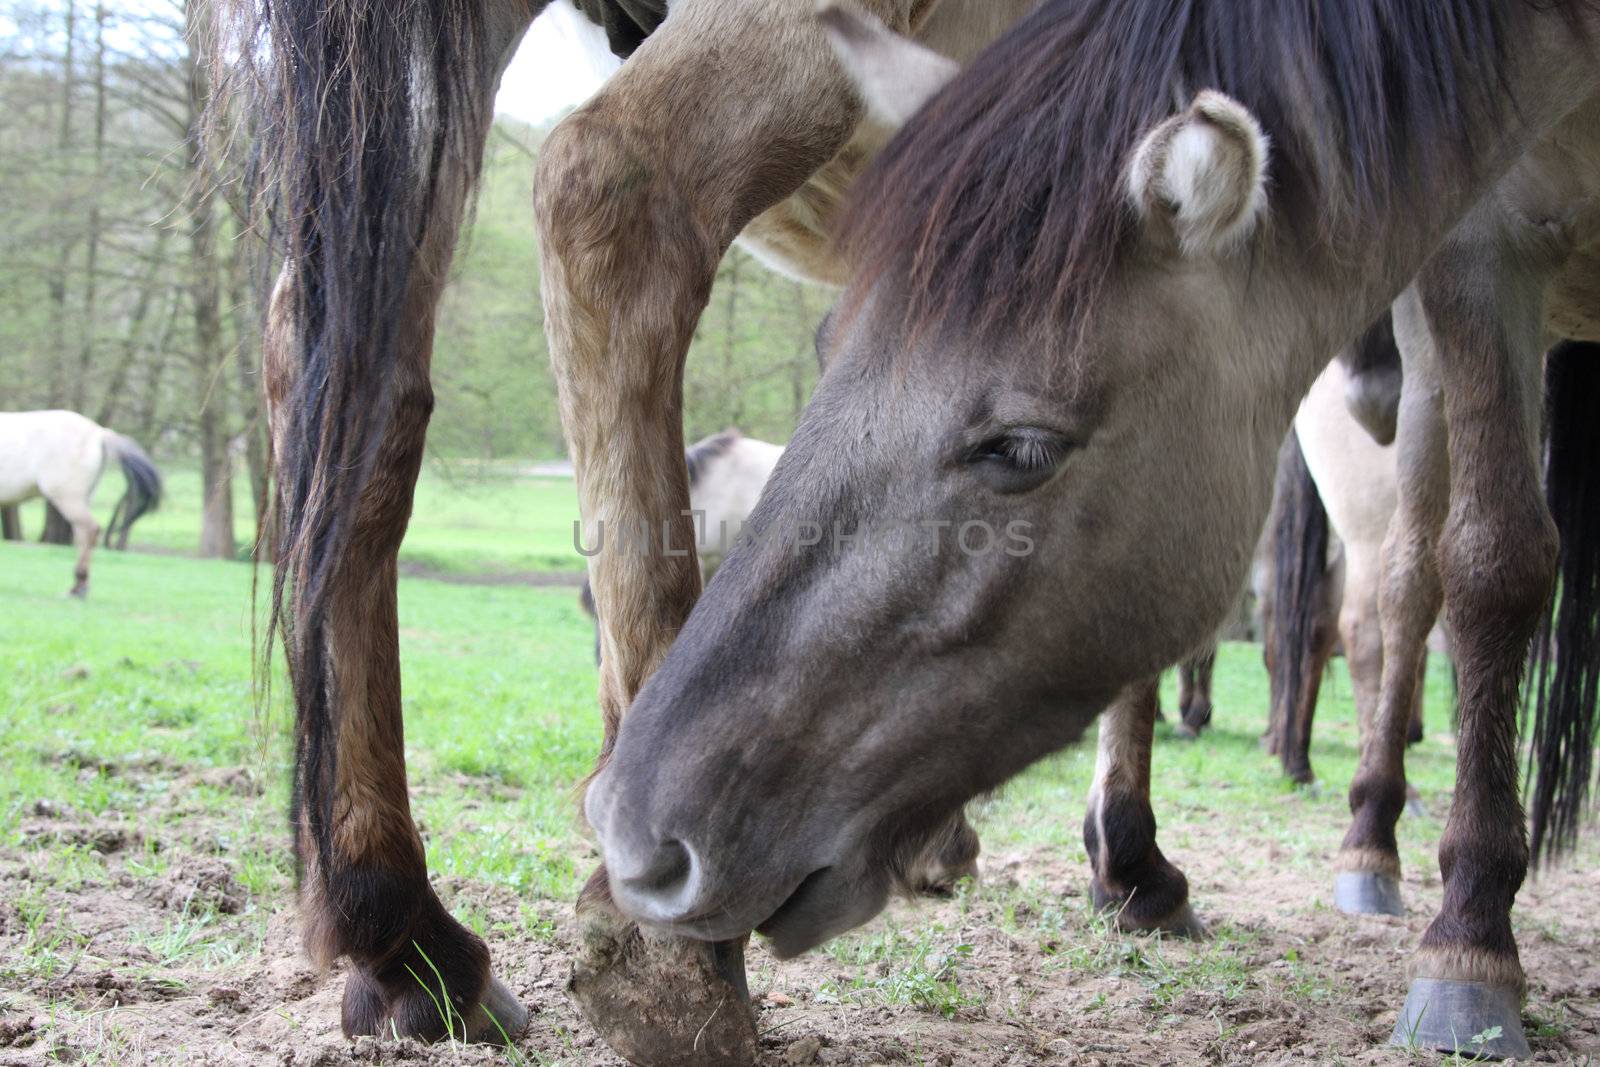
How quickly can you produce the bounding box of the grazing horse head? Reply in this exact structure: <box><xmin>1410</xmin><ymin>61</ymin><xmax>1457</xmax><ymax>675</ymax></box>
<box><xmin>587</xmin><ymin>0</ymin><xmax>1570</xmax><ymax>956</ymax></box>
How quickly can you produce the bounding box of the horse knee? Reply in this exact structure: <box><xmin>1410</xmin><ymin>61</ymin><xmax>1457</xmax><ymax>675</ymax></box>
<box><xmin>535</xmin><ymin>113</ymin><xmax>720</xmax><ymax>320</ymax></box>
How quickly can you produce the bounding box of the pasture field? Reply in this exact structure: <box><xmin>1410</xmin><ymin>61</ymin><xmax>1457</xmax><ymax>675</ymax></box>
<box><xmin>6</xmin><ymin>461</ymin><xmax>589</xmax><ymax>576</ymax></box>
<box><xmin>0</xmin><ymin>541</ymin><xmax>1597</xmax><ymax>1065</ymax></box>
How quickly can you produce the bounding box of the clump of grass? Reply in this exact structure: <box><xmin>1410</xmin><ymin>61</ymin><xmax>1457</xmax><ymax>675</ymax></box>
<box><xmin>819</xmin><ymin>922</ymin><xmax>981</xmax><ymax>1018</ymax></box>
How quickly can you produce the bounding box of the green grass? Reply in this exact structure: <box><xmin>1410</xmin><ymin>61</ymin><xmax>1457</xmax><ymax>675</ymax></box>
<box><xmin>0</xmin><ymin>532</ymin><xmax>1465</xmax><ymax>903</ymax></box>
<box><xmin>0</xmin><ymin>540</ymin><xmax>602</xmax><ymax>903</ymax></box>
<box><xmin>7</xmin><ymin>459</ymin><xmax>588</xmax><ymax>575</ymax></box>
<box><xmin>0</xmin><ymin>536</ymin><xmax>1498</xmax><ymax>1062</ymax></box>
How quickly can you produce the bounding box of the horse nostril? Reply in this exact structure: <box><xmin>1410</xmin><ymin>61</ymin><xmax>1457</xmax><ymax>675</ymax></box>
<box><xmin>624</xmin><ymin>838</ymin><xmax>694</xmax><ymax>896</ymax></box>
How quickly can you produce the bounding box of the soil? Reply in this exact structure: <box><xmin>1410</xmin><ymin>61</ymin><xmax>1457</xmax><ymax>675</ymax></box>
<box><xmin>1</xmin><ymin>763</ymin><xmax>1596</xmax><ymax>1067</ymax></box>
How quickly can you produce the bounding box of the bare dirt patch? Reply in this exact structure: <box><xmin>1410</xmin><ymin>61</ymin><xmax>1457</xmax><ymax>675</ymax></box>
<box><xmin>0</xmin><ymin>773</ymin><xmax>1596</xmax><ymax>1066</ymax></box>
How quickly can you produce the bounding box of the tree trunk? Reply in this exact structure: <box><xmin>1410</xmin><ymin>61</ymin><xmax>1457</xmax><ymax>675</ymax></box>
<box><xmin>41</xmin><ymin>503</ymin><xmax>73</xmax><ymax>545</ymax></box>
<box><xmin>70</xmin><ymin>2</ymin><xmax>109</xmax><ymax>414</ymax></box>
<box><xmin>231</xmin><ymin>270</ymin><xmax>271</xmax><ymax>561</ymax></box>
<box><xmin>1</xmin><ymin>506</ymin><xmax>22</xmax><ymax>541</ymax></box>
<box><xmin>184</xmin><ymin>0</ymin><xmax>234</xmax><ymax>560</ymax></box>
<box><xmin>46</xmin><ymin>0</ymin><xmax>78</xmax><ymax>407</ymax></box>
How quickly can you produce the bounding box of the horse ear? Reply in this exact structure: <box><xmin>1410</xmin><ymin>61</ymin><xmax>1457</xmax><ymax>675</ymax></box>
<box><xmin>818</xmin><ymin>1</ymin><xmax>958</xmax><ymax>129</ymax></box>
<box><xmin>1126</xmin><ymin>91</ymin><xmax>1270</xmax><ymax>256</ymax></box>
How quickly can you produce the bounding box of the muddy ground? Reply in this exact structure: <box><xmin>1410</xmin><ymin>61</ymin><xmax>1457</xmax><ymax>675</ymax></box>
<box><xmin>0</xmin><ymin>760</ymin><xmax>1595</xmax><ymax>1067</ymax></box>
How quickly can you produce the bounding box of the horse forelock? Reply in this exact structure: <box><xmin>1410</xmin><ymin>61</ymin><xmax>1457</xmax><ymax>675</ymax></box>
<box><xmin>840</xmin><ymin>0</ymin><xmax>1554</xmax><ymax>352</ymax></box>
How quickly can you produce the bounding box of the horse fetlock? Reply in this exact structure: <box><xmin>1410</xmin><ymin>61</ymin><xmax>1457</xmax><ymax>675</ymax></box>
<box><xmin>338</xmin><ymin>894</ymin><xmax>522</xmax><ymax>1044</ymax></box>
<box><xmin>1333</xmin><ymin>846</ymin><xmax>1401</xmax><ymax>882</ymax></box>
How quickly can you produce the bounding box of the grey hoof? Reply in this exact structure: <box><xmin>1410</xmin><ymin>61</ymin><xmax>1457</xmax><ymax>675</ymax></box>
<box><xmin>1404</xmin><ymin>796</ymin><xmax>1427</xmax><ymax>819</ymax></box>
<box><xmin>1173</xmin><ymin>722</ymin><xmax>1199</xmax><ymax>740</ymax></box>
<box><xmin>1390</xmin><ymin>978</ymin><xmax>1529</xmax><ymax>1060</ymax></box>
<box><xmin>1333</xmin><ymin>871</ymin><xmax>1403</xmax><ymax>916</ymax></box>
<box><xmin>466</xmin><ymin>978</ymin><xmax>529</xmax><ymax>1044</ymax></box>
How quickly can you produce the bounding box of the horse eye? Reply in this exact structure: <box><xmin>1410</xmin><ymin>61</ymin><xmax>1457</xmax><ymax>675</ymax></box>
<box><xmin>968</xmin><ymin>429</ymin><xmax>1071</xmax><ymax>472</ymax></box>
<box><xmin>965</xmin><ymin>429</ymin><xmax>1074</xmax><ymax>491</ymax></box>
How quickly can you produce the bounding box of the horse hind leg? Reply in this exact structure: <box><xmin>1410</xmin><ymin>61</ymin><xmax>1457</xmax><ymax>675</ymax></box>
<box><xmin>45</xmin><ymin>492</ymin><xmax>99</xmax><ymax>597</ymax></box>
<box><xmin>1334</xmin><ymin>286</ymin><xmax>1446</xmax><ymax>919</ymax></box>
<box><xmin>1384</xmin><ymin>235</ymin><xmax>1556</xmax><ymax>1062</ymax></box>
<box><xmin>1083</xmin><ymin>679</ymin><xmax>1204</xmax><ymax>938</ymax></box>
<box><xmin>264</xmin><ymin>4</ymin><xmax>534</xmax><ymax>1044</ymax></box>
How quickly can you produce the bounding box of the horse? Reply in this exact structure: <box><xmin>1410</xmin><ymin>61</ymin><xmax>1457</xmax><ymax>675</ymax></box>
<box><xmin>580</xmin><ymin>3</ymin><xmax>1600</xmax><ymax>1061</ymax></box>
<box><xmin>579</xmin><ymin>428</ymin><xmax>784</xmax><ymax>660</ymax></box>
<box><xmin>235</xmin><ymin>0</ymin><xmax>1045</xmax><ymax>1056</ymax></box>
<box><xmin>0</xmin><ymin>410</ymin><xmax>162</xmax><ymax>597</ymax></box>
<box><xmin>1261</xmin><ymin>316</ymin><xmax>1432</xmax><ymax>786</ymax></box>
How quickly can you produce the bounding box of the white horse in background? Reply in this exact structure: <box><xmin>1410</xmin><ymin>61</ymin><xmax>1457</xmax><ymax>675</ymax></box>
<box><xmin>580</xmin><ymin>428</ymin><xmax>783</xmax><ymax>659</ymax></box>
<box><xmin>0</xmin><ymin>410</ymin><xmax>162</xmax><ymax>596</ymax></box>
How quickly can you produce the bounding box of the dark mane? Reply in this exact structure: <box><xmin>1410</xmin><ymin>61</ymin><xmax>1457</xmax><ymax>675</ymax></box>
<box><xmin>842</xmin><ymin>0</ymin><xmax>1539</xmax><ymax>339</ymax></box>
<box><xmin>686</xmin><ymin>428</ymin><xmax>742</xmax><ymax>489</ymax></box>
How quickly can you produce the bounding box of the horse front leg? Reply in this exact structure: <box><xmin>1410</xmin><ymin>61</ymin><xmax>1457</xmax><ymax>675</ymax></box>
<box><xmin>1387</xmin><ymin>233</ymin><xmax>1555</xmax><ymax>1061</ymax></box>
<box><xmin>1334</xmin><ymin>286</ymin><xmax>1447</xmax><ymax>918</ymax></box>
<box><xmin>1083</xmin><ymin>679</ymin><xmax>1204</xmax><ymax>937</ymax></box>
<box><xmin>534</xmin><ymin>4</ymin><xmax>932</xmax><ymax>1062</ymax></box>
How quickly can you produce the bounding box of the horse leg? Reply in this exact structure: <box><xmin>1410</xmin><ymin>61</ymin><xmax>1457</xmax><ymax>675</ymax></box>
<box><xmin>1387</xmin><ymin>236</ymin><xmax>1554</xmax><ymax>1060</ymax></box>
<box><xmin>263</xmin><ymin>7</ymin><xmax>534</xmax><ymax>1043</ymax></box>
<box><xmin>535</xmin><ymin>4</ymin><xmax>929</xmax><ymax>1062</ymax></box>
<box><xmin>49</xmin><ymin>493</ymin><xmax>99</xmax><ymax>597</ymax></box>
<box><xmin>1174</xmin><ymin>641</ymin><xmax>1217</xmax><ymax>737</ymax></box>
<box><xmin>1334</xmin><ymin>287</ymin><xmax>1446</xmax><ymax>917</ymax></box>
<box><xmin>1083</xmin><ymin>678</ymin><xmax>1204</xmax><ymax>937</ymax></box>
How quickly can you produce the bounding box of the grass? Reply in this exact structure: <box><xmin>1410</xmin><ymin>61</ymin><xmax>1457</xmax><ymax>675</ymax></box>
<box><xmin>6</xmin><ymin>458</ymin><xmax>589</xmax><ymax>576</ymax></box>
<box><xmin>2</xmin><ymin>534</ymin><xmax>1558</xmax><ymax>1063</ymax></box>
<box><xmin>0</xmin><ymin>540</ymin><xmax>602</xmax><ymax>905</ymax></box>
<box><xmin>0</xmin><ymin>530</ymin><xmax>1466</xmax><ymax>912</ymax></box>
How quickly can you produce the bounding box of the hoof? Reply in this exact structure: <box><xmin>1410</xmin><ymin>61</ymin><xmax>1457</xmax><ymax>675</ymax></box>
<box><xmin>1172</xmin><ymin>722</ymin><xmax>1199</xmax><ymax>741</ymax></box>
<box><xmin>464</xmin><ymin>978</ymin><xmax>529</xmax><ymax>1044</ymax></box>
<box><xmin>1135</xmin><ymin>902</ymin><xmax>1208</xmax><ymax>940</ymax></box>
<box><xmin>569</xmin><ymin>899</ymin><xmax>756</xmax><ymax>1067</ymax></box>
<box><xmin>1333</xmin><ymin>871</ymin><xmax>1403</xmax><ymax>916</ymax></box>
<box><xmin>342</xmin><ymin>969</ymin><xmax>525</xmax><ymax>1045</ymax></box>
<box><xmin>1390</xmin><ymin>978</ymin><xmax>1529</xmax><ymax>1060</ymax></box>
<box><xmin>1404</xmin><ymin>797</ymin><xmax>1427</xmax><ymax>819</ymax></box>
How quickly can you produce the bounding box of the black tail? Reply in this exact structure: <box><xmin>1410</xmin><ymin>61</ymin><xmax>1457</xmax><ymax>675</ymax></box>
<box><xmin>230</xmin><ymin>0</ymin><xmax>494</xmax><ymax>879</ymax></box>
<box><xmin>103</xmin><ymin>434</ymin><xmax>163</xmax><ymax>548</ymax></box>
<box><xmin>1266</xmin><ymin>428</ymin><xmax>1335</xmax><ymax>781</ymax></box>
<box><xmin>1525</xmin><ymin>341</ymin><xmax>1600</xmax><ymax>865</ymax></box>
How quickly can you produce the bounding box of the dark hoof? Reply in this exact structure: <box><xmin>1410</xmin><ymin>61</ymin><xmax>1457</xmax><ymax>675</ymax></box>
<box><xmin>465</xmin><ymin>978</ymin><xmax>529</xmax><ymax>1044</ymax></box>
<box><xmin>1390</xmin><ymin>979</ymin><xmax>1529</xmax><ymax>1060</ymax></box>
<box><xmin>569</xmin><ymin>903</ymin><xmax>756</xmax><ymax>1067</ymax></box>
<box><xmin>342</xmin><ymin>969</ymin><xmax>524</xmax><ymax>1045</ymax></box>
<box><xmin>1139</xmin><ymin>902</ymin><xmax>1208</xmax><ymax>940</ymax></box>
<box><xmin>1332</xmin><ymin>871</ymin><xmax>1403</xmax><ymax>916</ymax></box>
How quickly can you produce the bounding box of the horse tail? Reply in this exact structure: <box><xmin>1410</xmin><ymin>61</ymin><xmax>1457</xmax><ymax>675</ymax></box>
<box><xmin>1266</xmin><ymin>427</ymin><xmax>1334</xmax><ymax>782</ymax></box>
<box><xmin>1525</xmin><ymin>340</ymin><xmax>1600</xmax><ymax>865</ymax></box>
<box><xmin>102</xmin><ymin>432</ymin><xmax>163</xmax><ymax>546</ymax></box>
<box><xmin>226</xmin><ymin>0</ymin><xmax>495</xmax><ymax>878</ymax></box>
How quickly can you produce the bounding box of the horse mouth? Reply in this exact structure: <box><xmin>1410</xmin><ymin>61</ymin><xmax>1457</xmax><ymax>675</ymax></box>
<box><xmin>754</xmin><ymin>867</ymin><xmax>834</xmax><ymax>953</ymax></box>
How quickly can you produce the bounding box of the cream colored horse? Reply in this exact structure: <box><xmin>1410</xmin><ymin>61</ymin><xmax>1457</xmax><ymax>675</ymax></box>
<box><xmin>0</xmin><ymin>410</ymin><xmax>162</xmax><ymax>596</ymax></box>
